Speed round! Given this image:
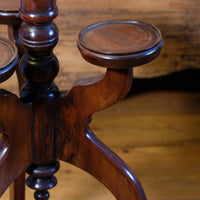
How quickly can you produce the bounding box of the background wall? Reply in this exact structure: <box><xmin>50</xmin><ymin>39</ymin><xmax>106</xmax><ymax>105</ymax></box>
<box><xmin>55</xmin><ymin>0</ymin><xmax>200</xmax><ymax>83</ymax></box>
<box><xmin>0</xmin><ymin>1</ymin><xmax>200</xmax><ymax>200</ymax></box>
<box><xmin>0</xmin><ymin>0</ymin><xmax>199</xmax><ymax>92</ymax></box>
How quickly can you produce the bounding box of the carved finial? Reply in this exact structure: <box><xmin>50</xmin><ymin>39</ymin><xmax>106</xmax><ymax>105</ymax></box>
<box><xmin>26</xmin><ymin>162</ymin><xmax>60</xmax><ymax>200</ymax></box>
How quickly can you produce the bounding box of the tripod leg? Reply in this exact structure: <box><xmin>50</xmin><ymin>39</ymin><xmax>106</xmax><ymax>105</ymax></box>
<box><xmin>59</xmin><ymin>127</ymin><xmax>147</xmax><ymax>200</ymax></box>
<box><xmin>57</xmin><ymin>69</ymin><xmax>146</xmax><ymax>199</ymax></box>
<box><xmin>10</xmin><ymin>173</ymin><xmax>25</xmax><ymax>200</ymax></box>
<box><xmin>0</xmin><ymin>90</ymin><xmax>32</xmax><ymax>197</ymax></box>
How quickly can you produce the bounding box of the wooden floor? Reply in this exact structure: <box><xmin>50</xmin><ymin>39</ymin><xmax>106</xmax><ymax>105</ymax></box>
<box><xmin>0</xmin><ymin>71</ymin><xmax>200</xmax><ymax>200</ymax></box>
<box><xmin>0</xmin><ymin>0</ymin><xmax>200</xmax><ymax>199</ymax></box>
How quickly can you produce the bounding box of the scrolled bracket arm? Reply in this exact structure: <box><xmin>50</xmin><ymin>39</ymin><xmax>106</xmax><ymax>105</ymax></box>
<box><xmin>56</xmin><ymin>67</ymin><xmax>148</xmax><ymax>200</ymax></box>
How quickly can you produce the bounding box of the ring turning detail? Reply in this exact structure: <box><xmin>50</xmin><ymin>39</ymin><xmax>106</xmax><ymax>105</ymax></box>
<box><xmin>0</xmin><ymin>1</ymin><xmax>163</xmax><ymax>200</ymax></box>
<box><xmin>78</xmin><ymin>20</ymin><xmax>163</xmax><ymax>68</ymax></box>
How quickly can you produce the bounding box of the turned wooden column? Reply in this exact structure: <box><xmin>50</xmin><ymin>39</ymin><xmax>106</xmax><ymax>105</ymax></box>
<box><xmin>0</xmin><ymin>0</ymin><xmax>163</xmax><ymax>199</ymax></box>
<box><xmin>19</xmin><ymin>0</ymin><xmax>59</xmax><ymax>101</ymax></box>
<box><xmin>18</xmin><ymin>0</ymin><xmax>60</xmax><ymax>199</ymax></box>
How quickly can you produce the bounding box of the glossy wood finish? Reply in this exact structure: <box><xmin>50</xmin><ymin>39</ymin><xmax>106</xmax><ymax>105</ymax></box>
<box><xmin>0</xmin><ymin>90</ymin><xmax>32</xmax><ymax>197</ymax></box>
<box><xmin>0</xmin><ymin>37</ymin><xmax>18</xmax><ymax>83</ymax></box>
<box><xmin>56</xmin><ymin>17</ymin><xmax>162</xmax><ymax>198</ymax></box>
<box><xmin>79</xmin><ymin>21</ymin><xmax>161</xmax><ymax>55</ymax></box>
<box><xmin>67</xmin><ymin>0</ymin><xmax>199</xmax><ymax>78</ymax></box>
<box><xmin>57</xmin><ymin>68</ymin><xmax>147</xmax><ymax>199</ymax></box>
<box><xmin>0</xmin><ymin>0</ymin><xmax>20</xmax><ymax>25</ymax></box>
<box><xmin>0</xmin><ymin>39</ymin><xmax>15</xmax><ymax>66</ymax></box>
<box><xmin>1</xmin><ymin>73</ymin><xmax>200</xmax><ymax>200</ymax></box>
<box><xmin>8</xmin><ymin>25</ymin><xmax>25</xmax><ymax>91</ymax></box>
<box><xmin>0</xmin><ymin>0</ymin><xmax>199</xmax><ymax>80</ymax></box>
<box><xmin>0</xmin><ymin>0</ymin><xmax>24</xmax><ymax>90</ymax></box>
<box><xmin>19</xmin><ymin>0</ymin><xmax>60</xmax><ymax>102</ymax></box>
<box><xmin>10</xmin><ymin>173</ymin><xmax>25</xmax><ymax>200</ymax></box>
<box><xmin>20</xmin><ymin>0</ymin><xmax>57</xmax><ymax>23</ymax></box>
<box><xmin>0</xmin><ymin>0</ymin><xmax>163</xmax><ymax>200</ymax></box>
<box><xmin>78</xmin><ymin>20</ymin><xmax>163</xmax><ymax>69</ymax></box>
<box><xmin>0</xmin><ymin>3</ymin><xmax>24</xmax><ymax>197</ymax></box>
<box><xmin>18</xmin><ymin>0</ymin><xmax>60</xmax><ymax>199</ymax></box>
<box><xmin>0</xmin><ymin>132</ymin><xmax>9</xmax><ymax>167</ymax></box>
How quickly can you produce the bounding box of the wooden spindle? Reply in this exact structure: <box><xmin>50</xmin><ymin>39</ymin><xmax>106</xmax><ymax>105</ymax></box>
<box><xmin>18</xmin><ymin>0</ymin><xmax>60</xmax><ymax>199</ymax></box>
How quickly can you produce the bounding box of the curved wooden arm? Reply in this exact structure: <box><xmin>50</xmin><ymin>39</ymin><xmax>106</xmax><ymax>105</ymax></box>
<box><xmin>0</xmin><ymin>90</ymin><xmax>32</xmax><ymax>197</ymax></box>
<box><xmin>57</xmin><ymin>68</ymin><xmax>133</xmax><ymax>159</ymax></box>
<box><xmin>60</xmin><ymin>68</ymin><xmax>133</xmax><ymax>116</ymax></box>
<box><xmin>57</xmin><ymin>68</ymin><xmax>146</xmax><ymax>199</ymax></box>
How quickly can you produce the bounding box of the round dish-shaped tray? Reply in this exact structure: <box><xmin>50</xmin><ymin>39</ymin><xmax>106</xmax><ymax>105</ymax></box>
<box><xmin>0</xmin><ymin>37</ymin><xmax>18</xmax><ymax>83</ymax></box>
<box><xmin>78</xmin><ymin>20</ymin><xmax>163</xmax><ymax>68</ymax></box>
<box><xmin>0</xmin><ymin>0</ymin><xmax>21</xmax><ymax>25</ymax></box>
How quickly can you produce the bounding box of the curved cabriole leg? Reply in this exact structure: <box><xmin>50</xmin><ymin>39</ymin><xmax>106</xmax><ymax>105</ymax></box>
<box><xmin>73</xmin><ymin>127</ymin><xmax>146</xmax><ymax>200</ymax></box>
<box><xmin>57</xmin><ymin>68</ymin><xmax>147</xmax><ymax>199</ymax></box>
<box><xmin>0</xmin><ymin>90</ymin><xmax>32</xmax><ymax>197</ymax></box>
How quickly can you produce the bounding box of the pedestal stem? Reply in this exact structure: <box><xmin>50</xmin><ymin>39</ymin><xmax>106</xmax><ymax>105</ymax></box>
<box><xmin>18</xmin><ymin>0</ymin><xmax>60</xmax><ymax>199</ymax></box>
<box><xmin>19</xmin><ymin>0</ymin><xmax>59</xmax><ymax>102</ymax></box>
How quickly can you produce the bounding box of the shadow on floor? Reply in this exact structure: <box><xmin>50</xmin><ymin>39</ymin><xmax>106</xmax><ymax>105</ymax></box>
<box><xmin>128</xmin><ymin>69</ymin><xmax>200</xmax><ymax>96</ymax></box>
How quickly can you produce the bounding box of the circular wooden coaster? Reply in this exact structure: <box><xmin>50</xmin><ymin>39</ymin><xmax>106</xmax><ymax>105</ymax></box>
<box><xmin>79</xmin><ymin>20</ymin><xmax>162</xmax><ymax>55</ymax></box>
<box><xmin>78</xmin><ymin>20</ymin><xmax>163</xmax><ymax>68</ymax></box>
<box><xmin>0</xmin><ymin>37</ymin><xmax>18</xmax><ymax>83</ymax></box>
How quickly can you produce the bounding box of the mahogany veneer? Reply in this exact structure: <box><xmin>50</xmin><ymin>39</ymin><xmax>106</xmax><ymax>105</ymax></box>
<box><xmin>0</xmin><ymin>0</ymin><xmax>163</xmax><ymax>200</ymax></box>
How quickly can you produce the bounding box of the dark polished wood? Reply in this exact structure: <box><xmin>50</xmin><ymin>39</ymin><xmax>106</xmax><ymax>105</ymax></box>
<box><xmin>0</xmin><ymin>90</ymin><xmax>32</xmax><ymax>197</ymax></box>
<box><xmin>0</xmin><ymin>130</ymin><xmax>9</xmax><ymax>167</ymax></box>
<box><xmin>79</xmin><ymin>21</ymin><xmax>161</xmax><ymax>55</ymax></box>
<box><xmin>0</xmin><ymin>0</ymin><xmax>163</xmax><ymax>200</ymax></box>
<box><xmin>10</xmin><ymin>173</ymin><xmax>25</xmax><ymax>200</ymax></box>
<box><xmin>18</xmin><ymin>0</ymin><xmax>60</xmax><ymax>199</ymax></box>
<box><xmin>19</xmin><ymin>8</ymin><xmax>59</xmax><ymax>101</ymax></box>
<box><xmin>0</xmin><ymin>0</ymin><xmax>199</xmax><ymax>78</ymax></box>
<box><xmin>0</xmin><ymin>0</ymin><xmax>21</xmax><ymax>25</ymax></box>
<box><xmin>0</xmin><ymin>37</ymin><xmax>18</xmax><ymax>83</ymax></box>
<box><xmin>0</xmin><ymin>0</ymin><xmax>24</xmax><ymax>90</ymax></box>
<box><xmin>8</xmin><ymin>25</ymin><xmax>25</xmax><ymax>91</ymax></box>
<box><xmin>57</xmin><ymin>68</ymin><xmax>147</xmax><ymax>200</ymax></box>
<box><xmin>78</xmin><ymin>20</ymin><xmax>163</xmax><ymax>68</ymax></box>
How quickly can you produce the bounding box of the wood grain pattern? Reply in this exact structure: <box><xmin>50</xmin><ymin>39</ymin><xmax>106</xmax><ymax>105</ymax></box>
<box><xmin>0</xmin><ymin>39</ymin><xmax>13</xmax><ymax>66</ymax></box>
<box><xmin>1</xmin><ymin>86</ymin><xmax>200</xmax><ymax>200</ymax></box>
<box><xmin>79</xmin><ymin>21</ymin><xmax>161</xmax><ymax>55</ymax></box>
<box><xmin>17</xmin><ymin>1</ymin><xmax>61</xmax><ymax>199</ymax></box>
<box><xmin>0</xmin><ymin>0</ymin><xmax>199</xmax><ymax>91</ymax></box>
<box><xmin>0</xmin><ymin>90</ymin><xmax>32</xmax><ymax>197</ymax></box>
<box><xmin>0</xmin><ymin>132</ymin><xmax>9</xmax><ymax>167</ymax></box>
<box><xmin>0</xmin><ymin>0</ymin><xmax>20</xmax><ymax>25</ymax></box>
<box><xmin>0</xmin><ymin>1</ymin><xmax>199</xmax><ymax>200</ymax></box>
<box><xmin>53</xmin><ymin>0</ymin><xmax>200</xmax><ymax>81</ymax></box>
<box><xmin>10</xmin><ymin>173</ymin><xmax>25</xmax><ymax>200</ymax></box>
<box><xmin>56</xmin><ymin>16</ymin><xmax>162</xmax><ymax>197</ymax></box>
<box><xmin>77</xmin><ymin>20</ymin><xmax>163</xmax><ymax>69</ymax></box>
<box><xmin>57</xmin><ymin>68</ymin><xmax>147</xmax><ymax>199</ymax></box>
<box><xmin>0</xmin><ymin>37</ymin><xmax>18</xmax><ymax>83</ymax></box>
<box><xmin>1</xmin><ymin>0</ymin><xmax>150</xmax><ymax>199</ymax></box>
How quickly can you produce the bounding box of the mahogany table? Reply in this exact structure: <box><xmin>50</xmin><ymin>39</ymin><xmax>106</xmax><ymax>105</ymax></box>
<box><xmin>0</xmin><ymin>0</ymin><xmax>163</xmax><ymax>199</ymax></box>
